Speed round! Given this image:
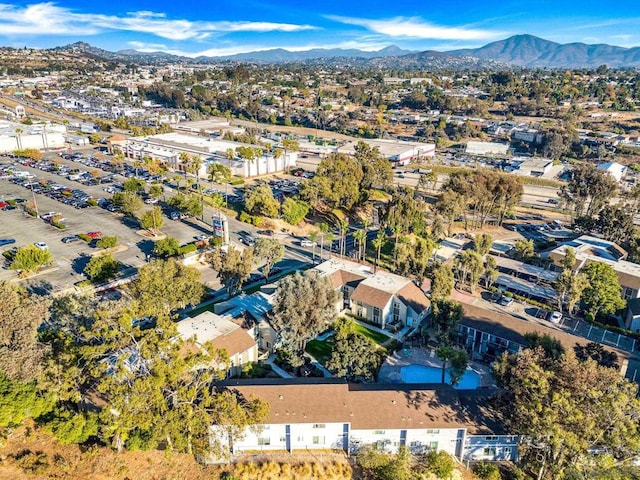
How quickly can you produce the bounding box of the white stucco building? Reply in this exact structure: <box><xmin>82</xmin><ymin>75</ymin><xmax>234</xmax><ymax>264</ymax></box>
<box><xmin>0</xmin><ymin>120</ymin><xmax>66</xmax><ymax>152</ymax></box>
<box><xmin>211</xmin><ymin>379</ymin><xmax>518</xmax><ymax>462</ymax></box>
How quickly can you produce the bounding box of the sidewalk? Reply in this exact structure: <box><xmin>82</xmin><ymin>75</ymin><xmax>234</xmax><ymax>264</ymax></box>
<box><xmin>305</xmin><ymin>353</ymin><xmax>333</xmax><ymax>378</ymax></box>
<box><xmin>264</xmin><ymin>354</ymin><xmax>294</xmax><ymax>379</ymax></box>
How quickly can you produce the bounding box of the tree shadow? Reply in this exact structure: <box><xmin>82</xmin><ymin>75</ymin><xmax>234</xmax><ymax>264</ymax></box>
<box><xmin>22</xmin><ymin>279</ymin><xmax>55</xmax><ymax>296</ymax></box>
<box><xmin>72</xmin><ymin>254</ymin><xmax>91</xmax><ymax>274</ymax></box>
<box><xmin>136</xmin><ymin>239</ymin><xmax>154</xmax><ymax>256</ymax></box>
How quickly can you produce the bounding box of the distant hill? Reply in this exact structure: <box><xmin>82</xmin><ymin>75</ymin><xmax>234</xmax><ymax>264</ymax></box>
<box><xmin>49</xmin><ymin>35</ymin><xmax>640</xmax><ymax>68</ymax></box>
<box><xmin>448</xmin><ymin>34</ymin><xmax>640</xmax><ymax>68</ymax></box>
<box><xmin>205</xmin><ymin>45</ymin><xmax>415</xmax><ymax>62</ymax></box>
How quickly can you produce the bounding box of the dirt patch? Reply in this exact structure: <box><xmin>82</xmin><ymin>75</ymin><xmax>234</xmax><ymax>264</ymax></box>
<box><xmin>135</xmin><ymin>229</ymin><xmax>166</xmax><ymax>241</ymax></box>
<box><xmin>87</xmin><ymin>244</ymin><xmax>129</xmax><ymax>257</ymax></box>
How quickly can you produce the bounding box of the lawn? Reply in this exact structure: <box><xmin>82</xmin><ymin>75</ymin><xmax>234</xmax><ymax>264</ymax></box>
<box><xmin>353</xmin><ymin>323</ymin><xmax>392</xmax><ymax>345</ymax></box>
<box><xmin>306</xmin><ymin>338</ymin><xmax>334</xmax><ymax>364</ymax></box>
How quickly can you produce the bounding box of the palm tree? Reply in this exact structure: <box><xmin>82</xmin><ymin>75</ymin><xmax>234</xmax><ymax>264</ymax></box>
<box><xmin>392</xmin><ymin>224</ymin><xmax>403</xmax><ymax>269</ymax></box>
<box><xmin>338</xmin><ymin>219</ymin><xmax>349</xmax><ymax>257</ymax></box>
<box><xmin>318</xmin><ymin>222</ymin><xmax>329</xmax><ymax>262</ymax></box>
<box><xmin>326</xmin><ymin>232</ymin><xmax>335</xmax><ymax>258</ymax></box>
<box><xmin>15</xmin><ymin>127</ymin><xmax>23</xmax><ymax>151</ymax></box>
<box><xmin>309</xmin><ymin>231</ymin><xmax>318</xmax><ymax>263</ymax></box>
<box><xmin>362</xmin><ymin>219</ymin><xmax>371</xmax><ymax>259</ymax></box>
<box><xmin>178</xmin><ymin>151</ymin><xmax>190</xmax><ymax>174</ymax></box>
<box><xmin>372</xmin><ymin>229</ymin><xmax>386</xmax><ymax>272</ymax></box>
<box><xmin>352</xmin><ymin>229</ymin><xmax>366</xmax><ymax>262</ymax></box>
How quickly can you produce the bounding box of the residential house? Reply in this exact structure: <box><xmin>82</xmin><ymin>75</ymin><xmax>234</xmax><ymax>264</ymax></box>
<box><xmin>176</xmin><ymin>312</ymin><xmax>258</xmax><ymax>377</ymax></box>
<box><xmin>212</xmin><ymin>379</ymin><xmax>518</xmax><ymax>462</ymax></box>
<box><xmin>597</xmin><ymin>161</ymin><xmax>628</xmax><ymax>182</ymax></box>
<box><xmin>314</xmin><ymin>259</ymin><xmax>431</xmax><ymax>333</ymax></box>
<box><xmin>213</xmin><ymin>290</ymin><xmax>278</xmax><ymax>353</ymax></box>
<box><xmin>546</xmin><ymin>235</ymin><xmax>640</xmax><ymax>300</ymax></box>
<box><xmin>456</xmin><ymin>304</ymin><xmax>629</xmax><ymax>375</ymax></box>
<box><xmin>625</xmin><ymin>298</ymin><xmax>640</xmax><ymax>333</ymax></box>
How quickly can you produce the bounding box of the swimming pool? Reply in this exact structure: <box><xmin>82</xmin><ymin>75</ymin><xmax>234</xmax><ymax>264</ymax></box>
<box><xmin>400</xmin><ymin>364</ymin><xmax>480</xmax><ymax>389</ymax></box>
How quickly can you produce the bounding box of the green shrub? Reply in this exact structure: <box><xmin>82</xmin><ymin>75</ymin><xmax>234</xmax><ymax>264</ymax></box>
<box><xmin>239</xmin><ymin>210</ymin><xmax>263</xmax><ymax>226</ymax></box>
<box><xmin>125</xmin><ymin>428</ymin><xmax>154</xmax><ymax>451</ymax></box>
<box><xmin>77</xmin><ymin>233</ymin><xmax>91</xmax><ymax>242</ymax></box>
<box><xmin>179</xmin><ymin>244</ymin><xmax>197</xmax><ymax>255</ymax></box>
<box><xmin>83</xmin><ymin>254</ymin><xmax>119</xmax><ymax>283</ymax></box>
<box><xmin>474</xmin><ymin>462</ymin><xmax>502</xmax><ymax>480</ymax></box>
<box><xmin>229</xmin><ymin>177</ymin><xmax>245</xmax><ymax>186</ymax></box>
<box><xmin>153</xmin><ymin>237</ymin><xmax>180</xmax><ymax>257</ymax></box>
<box><xmin>87</xmin><ymin>199</ymin><xmax>98</xmax><ymax>207</ymax></box>
<box><xmin>425</xmin><ymin>450</ymin><xmax>454</xmax><ymax>479</ymax></box>
<box><xmin>96</xmin><ymin>236</ymin><xmax>118</xmax><ymax>249</ymax></box>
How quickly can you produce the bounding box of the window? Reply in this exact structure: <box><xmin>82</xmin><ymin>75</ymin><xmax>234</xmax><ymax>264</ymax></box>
<box><xmin>279</xmin><ymin>436</ymin><xmax>286</xmax><ymax>442</ymax></box>
<box><xmin>485</xmin><ymin>436</ymin><xmax>498</xmax><ymax>441</ymax></box>
<box><xmin>373</xmin><ymin>307</ymin><xmax>381</xmax><ymax>324</ymax></box>
<box><xmin>483</xmin><ymin>447</ymin><xmax>497</xmax><ymax>457</ymax></box>
<box><xmin>297</xmin><ymin>436</ymin><xmax>304</xmax><ymax>442</ymax></box>
<box><xmin>429</xmin><ymin>441</ymin><xmax>438</xmax><ymax>450</ymax></box>
<box><xmin>312</xmin><ymin>436</ymin><xmax>325</xmax><ymax>445</ymax></box>
<box><xmin>374</xmin><ymin>430</ymin><xmax>385</xmax><ymax>435</ymax></box>
<box><xmin>393</xmin><ymin>303</ymin><xmax>400</xmax><ymax>322</ymax></box>
<box><xmin>410</xmin><ymin>441</ymin><xmax>421</xmax><ymax>447</ymax></box>
<box><xmin>257</xmin><ymin>437</ymin><xmax>271</xmax><ymax>446</ymax></box>
<box><xmin>426</xmin><ymin>429</ymin><xmax>440</xmax><ymax>434</ymax></box>
<box><xmin>504</xmin><ymin>447</ymin><xmax>512</xmax><ymax>454</ymax></box>
<box><xmin>312</xmin><ymin>423</ymin><xmax>326</xmax><ymax>429</ymax></box>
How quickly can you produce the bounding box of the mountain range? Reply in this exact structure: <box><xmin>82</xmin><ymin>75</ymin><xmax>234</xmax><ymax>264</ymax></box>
<box><xmin>55</xmin><ymin>34</ymin><xmax>640</xmax><ymax>68</ymax></box>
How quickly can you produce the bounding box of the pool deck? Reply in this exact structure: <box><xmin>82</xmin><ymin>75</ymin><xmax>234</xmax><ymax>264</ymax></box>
<box><xmin>378</xmin><ymin>347</ymin><xmax>495</xmax><ymax>388</ymax></box>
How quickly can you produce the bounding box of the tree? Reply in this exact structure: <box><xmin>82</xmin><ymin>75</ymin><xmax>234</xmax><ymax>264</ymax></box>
<box><xmin>483</xmin><ymin>256</ymin><xmax>498</xmax><ymax>289</ymax></box>
<box><xmin>326</xmin><ymin>318</ymin><xmax>382</xmax><ymax>382</ymax></box>
<box><xmin>306</xmin><ymin>153</ymin><xmax>363</xmax><ymax>210</ymax></box>
<box><xmin>96</xmin><ymin>236</ymin><xmax>118</xmax><ymax>249</ymax></box>
<box><xmin>207</xmin><ymin>246</ymin><xmax>254</xmax><ymax>295</ymax></box>
<box><xmin>123</xmin><ymin>177</ymin><xmax>145</xmax><ymax>193</ymax></box>
<box><xmin>271</xmin><ymin>272</ymin><xmax>339</xmax><ymax>363</ymax></box>
<box><xmin>493</xmin><ymin>348</ymin><xmax>640</xmax><ymax>480</ymax></box>
<box><xmin>474</xmin><ymin>233</ymin><xmax>493</xmax><ymax>256</ymax></box>
<box><xmin>436</xmin><ymin>345</ymin><xmax>469</xmax><ymax>386</ymax></box>
<box><xmin>254</xmin><ymin>238</ymin><xmax>284</xmax><ymax>280</ymax></box>
<box><xmin>431</xmin><ymin>299</ymin><xmax>464</xmax><ymax>345</ymax></box>
<box><xmin>383</xmin><ymin>188</ymin><xmax>428</xmax><ymax>237</ymax></box>
<box><xmin>560</xmin><ymin>163</ymin><xmax>617</xmax><ymax>218</ymax></box>
<box><xmin>112</xmin><ymin>191</ymin><xmax>143</xmax><ymax>217</ymax></box>
<box><xmin>431</xmin><ymin>264</ymin><xmax>454</xmax><ymax>300</ymax></box>
<box><xmin>153</xmin><ymin>237</ymin><xmax>181</xmax><ymax>258</ymax></box>
<box><xmin>148</xmin><ymin>184</ymin><xmax>163</xmax><ymax>200</ymax></box>
<box><xmin>127</xmin><ymin>260</ymin><xmax>204</xmax><ymax>318</ymax></box>
<box><xmin>140</xmin><ymin>206</ymin><xmax>164</xmax><ymax>233</ymax></box>
<box><xmin>353</xmin><ymin>140</ymin><xmax>393</xmax><ymax>193</ymax></box>
<box><xmin>167</xmin><ymin>192</ymin><xmax>202</xmax><ymax>217</ymax></box>
<box><xmin>83</xmin><ymin>254</ymin><xmax>119</xmax><ymax>283</ymax></box>
<box><xmin>0</xmin><ymin>281</ymin><xmax>50</xmax><ymax>381</ymax></box>
<box><xmin>581</xmin><ymin>262</ymin><xmax>625</xmax><ymax>317</ymax></box>
<box><xmin>567</xmin><ymin>272</ymin><xmax>589</xmax><ymax>314</ymax></box>
<box><xmin>352</xmin><ymin>229</ymin><xmax>367</xmax><ymax>261</ymax></box>
<box><xmin>455</xmin><ymin>250</ymin><xmax>484</xmax><ymax>292</ymax></box>
<box><xmin>372</xmin><ymin>229</ymin><xmax>386</xmax><ymax>270</ymax></box>
<box><xmin>244</xmin><ymin>183</ymin><xmax>280</xmax><ymax>217</ymax></box>
<box><xmin>514</xmin><ymin>239</ymin><xmax>535</xmax><ymax>261</ymax></box>
<box><xmin>10</xmin><ymin>244</ymin><xmax>52</xmax><ymax>276</ymax></box>
<box><xmin>281</xmin><ymin>197</ymin><xmax>310</xmax><ymax>225</ymax></box>
<box><xmin>574</xmin><ymin>342</ymin><xmax>619</xmax><ymax>370</ymax></box>
<box><xmin>524</xmin><ymin>332</ymin><xmax>565</xmax><ymax>360</ymax></box>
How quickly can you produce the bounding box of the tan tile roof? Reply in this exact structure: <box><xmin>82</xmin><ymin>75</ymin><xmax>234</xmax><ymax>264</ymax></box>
<box><xmin>461</xmin><ymin>304</ymin><xmax>629</xmax><ymax>366</ymax></box>
<box><xmin>221</xmin><ymin>380</ymin><xmax>493</xmax><ymax>431</ymax></box>
<box><xmin>351</xmin><ymin>284</ymin><xmax>393</xmax><ymax>309</ymax></box>
<box><xmin>329</xmin><ymin>269</ymin><xmax>365</xmax><ymax>289</ymax></box>
<box><xmin>397</xmin><ymin>282</ymin><xmax>431</xmax><ymax>314</ymax></box>
<box><xmin>210</xmin><ymin>328</ymin><xmax>256</xmax><ymax>357</ymax></box>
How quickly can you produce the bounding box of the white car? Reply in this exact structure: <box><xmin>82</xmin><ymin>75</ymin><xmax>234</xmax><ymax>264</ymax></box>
<box><xmin>144</xmin><ymin>198</ymin><xmax>159</xmax><ymax>204</ymax></box>
<box><xmin>194</xmin><ymin>235</ymin><xmax>209</xmax><ymax>241</ymax></box>
<box><xmin>34</xmin><ymin>242</ymin><xmax>48</xmax><ymax>250</ymax></box>
<box><xmin>300</xmin><ymin>240</ymin><xmax>316</xmax><ymax>247</ymax></box>
<box><xmin>547</xmin><ymin>311</ymin><xmax>563</xmax><ymax>324</ymax></box>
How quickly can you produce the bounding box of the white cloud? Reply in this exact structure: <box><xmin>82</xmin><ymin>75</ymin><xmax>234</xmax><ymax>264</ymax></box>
<box><xmin>328</xmin><ymin>15</ymin><xmax>502</xmax><ymax>40</ymax></box>
<box><xmin>0</xmin><ymin>2</ymin><xmax>317</xmax><ymax>40</ymax></box>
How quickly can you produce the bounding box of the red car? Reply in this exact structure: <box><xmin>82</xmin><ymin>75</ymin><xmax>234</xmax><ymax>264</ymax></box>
<box><xmin>86</xmin><ymin>231</ymin><xmax>103</xmax><ymax>239</ymax></box>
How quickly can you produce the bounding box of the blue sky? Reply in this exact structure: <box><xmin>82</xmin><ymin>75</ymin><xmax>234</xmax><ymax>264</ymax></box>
<box><xmin>0</xmin><ymin>1</ymin><xmax>639</xmax><ymax>56</ymax></box>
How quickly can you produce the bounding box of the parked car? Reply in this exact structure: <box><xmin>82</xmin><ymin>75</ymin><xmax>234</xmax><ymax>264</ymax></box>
<box><xmin>0</xmin><ymin>238</ymin><xmax>16</xmax><ymax>246</ymax></box>
<box><xmin>86</xmin><ymin>231</ymin><xmax>103</xmax><ymax>239</ymax></box>
<box><xmin>144</xmin><ymin>198</ymin><xmax>159</xmax><ymax>204</ymax></box>
<box><xmin>300</xmin><ymin>239</ymin><xmax>316</xmax><ymax>247</ymax></box>
<box><xmin>498</xmin><ymin>295</ymin><xmax>514</xmax><ymax>307</ymax></box>
<box><xmin>547</xmin><ymin>311</ymin><xmax>563</xmax><ymax>324</ymax></box>
<box><xmin>61</xmin><ymin>235</ymin><xmax>80</xmax><ymax>243</ymax></box>
<box><xmin>34</xmin><ymin>242</ymin><xmax>48</xmax><ymax>250</ymax></box>
<box><xmin>490</xmin><ymin>291</ymin><xmax>502</xmax><ymax>303</ymax></box>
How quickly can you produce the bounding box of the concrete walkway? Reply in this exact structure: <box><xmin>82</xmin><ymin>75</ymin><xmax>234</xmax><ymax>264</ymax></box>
<box><xmin>305</xmin><ymin>353</ymin><xmax>333</xmax><ymax>378</ymax></box>
<box><xmin>264</xmin><ymin>354</ymin><xmax>294</xmax><ymax>379</ymax></box>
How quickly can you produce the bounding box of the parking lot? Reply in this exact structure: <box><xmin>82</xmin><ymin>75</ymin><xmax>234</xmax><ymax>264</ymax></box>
<box><xmin>0</xmin><ymin>158</ymin><xmax>216</xmax><ymax>294</ymax></box>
